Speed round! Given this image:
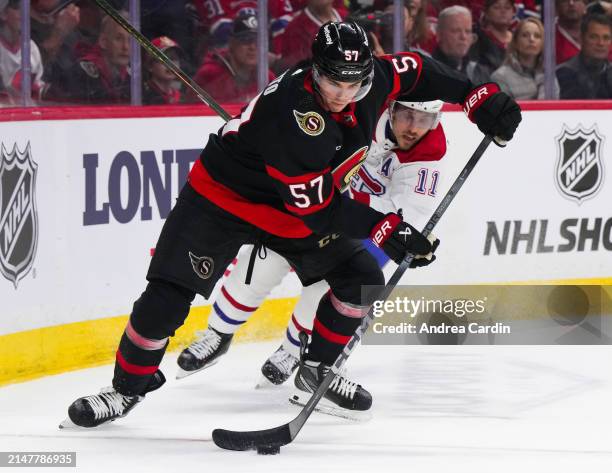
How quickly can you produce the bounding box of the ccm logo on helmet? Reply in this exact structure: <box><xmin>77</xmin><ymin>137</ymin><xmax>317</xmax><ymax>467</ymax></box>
<box><xmin>342</xmin><ymin>70</ymin><xmax>362</xmax><ymax>75</ymax></box>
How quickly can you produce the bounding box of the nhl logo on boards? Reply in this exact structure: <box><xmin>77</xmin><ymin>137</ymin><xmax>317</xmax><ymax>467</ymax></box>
<box><xmin>189</xmin><ymin>251</ymin><xmax>214</xmax><ymax>279</ymax></box>
<box><xmin>293</xmin><ymin>110</ymin><xmax>325</xmax><ymax>136</ymax></box>
<box><xmin>555</xmin><ymin>125</ymin><xmax>605</xmax><ymax>204</ymax></box>
<box><xmin>0</xmin><ymin>143</ymin><xmax>38</xmax><ymax>289</ymax></box>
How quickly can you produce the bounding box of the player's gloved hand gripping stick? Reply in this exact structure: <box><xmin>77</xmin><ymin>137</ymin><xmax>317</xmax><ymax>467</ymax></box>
<box><xmin>212</xmin><ymin>134</ymin><xmax>495</xmax><ymax>453</ymax></box>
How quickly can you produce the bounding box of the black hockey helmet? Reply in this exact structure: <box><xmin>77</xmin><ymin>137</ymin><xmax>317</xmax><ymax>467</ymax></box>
<box><xmin>311</xmin><ymin>21</ymin><xmax>374</xmax><ymax>100</ymax></box>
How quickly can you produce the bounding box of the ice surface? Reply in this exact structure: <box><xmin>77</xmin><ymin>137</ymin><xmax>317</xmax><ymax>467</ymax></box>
<box><xmin>1</xmin><ymin>342</ymin><xmax>611</xmax><ymax>472</ymax></box>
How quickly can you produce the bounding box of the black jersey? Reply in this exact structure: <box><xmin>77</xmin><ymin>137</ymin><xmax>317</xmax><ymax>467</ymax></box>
<box><xmin>189</xmin><ymin>52</ymin><xmax>474</xmax><ymax>239</ymax></box>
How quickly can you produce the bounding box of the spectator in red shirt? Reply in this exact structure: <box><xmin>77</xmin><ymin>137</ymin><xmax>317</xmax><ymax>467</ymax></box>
<box><xmin>274</xmin><ymin>0</ymin><xmax>344</xmax><ymax>71</ymax></box>
<box><xmin>191</xmin><ymin>13</ymin><xmax>275</xmax><ymax>103</ymax></box>
<box><xmin>191</xmin><ymin>0</ymin><xmax>294</xmax><ymax>48</ymax></box>
<box><xmin>143</xmin><ymin>36</ymin><xmax>183</xmax><ymax>105</ymax></box>
<box><xmin>555</xmin><ymin>0</ymin><xmax>587</xmax><ymax>64</ymax></box>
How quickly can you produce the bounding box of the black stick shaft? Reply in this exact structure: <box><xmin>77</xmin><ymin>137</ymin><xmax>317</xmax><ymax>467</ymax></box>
<box><xmin>92</xmin><ymin>0</ymin><xmax>232</xmax><ymax>122</ymax></box>
<box><xmin>290</xmin><ymin>134</ymin><xmax>494</xmax><ymax>439</ymax></box>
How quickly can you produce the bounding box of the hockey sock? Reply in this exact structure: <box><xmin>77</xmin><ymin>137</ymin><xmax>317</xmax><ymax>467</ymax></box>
<box><xmin>208</xmin><ymin>285</ymin><xmax>259</xmax><ymax>334</ymax></box>
<box><xmin>113</xmin><ymin>322</ymin><xmax>169</xmax><ymax>396</ymax></box>
<box><xmin>282</xmin><ymin>280</ymin><xmax>328</xmax><ymax>358</ymax></box>
<box><xmin>308</xmin><ymin>291</ymin><xmax>366</xmax><ymax>365</ymax></box>
<box><xmin>283</xmin><ymin>313</ymin><xmax>312</xmax><ymax>358</ymax></box>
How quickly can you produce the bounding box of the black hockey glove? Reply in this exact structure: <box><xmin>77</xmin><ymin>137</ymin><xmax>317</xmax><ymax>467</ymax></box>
<box><xmin>370</xmin><ymin>213</ymin><xmax>439</xmax><ymax>267</ymax></box>
<box><xmin>463</xmin><ymin>83</ymin><xmax>522</xmax><ymax>147</ymax></box>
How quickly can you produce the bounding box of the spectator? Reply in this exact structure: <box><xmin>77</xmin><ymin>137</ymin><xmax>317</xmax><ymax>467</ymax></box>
<box><xmin>0</xmin><ymin>0</ymin><xmax>46</xmax><ymax>105</ymax></box>
<box><xmin>141</xmin><ymin>1</ymin><xmax>193</xmax><ymax>58</ymax></box>
<box><xmin>432</xmin><ymin>0</ymin><xmax>486</xmax><ymax>20</ymax></box>
<box><xmin>433</xmin><ymin>0</ymin><xmax>539</xmax><ymax>20</ymax></box>
<box><xmin>48</xmin><ymin>13</ymin><xmax>130</xmax><ymax>104</ymax></box>
<box><xmin>491</xmin><ymin>17</ymin><xmax>560</xmax><ymax>99</ymax></box>
<box><xmin>408</xmin><ymin>0</ymin><xmax>437</xmax><ymax>52</ymax></box>
<box><xmin>192</xmin><ymin>13</ymin><xmax>275</xmax><ymax>103</ymax></box>
<box><xmin>30</xmin><ymin>1</ymin><xmax>82</xmax><ymax>104</ymax></box>
<box><xmin>555</xmin><ymin>0</ymin><xmax>587</xmax><ymax>64</ymax></box>
<box><xmin>190</xmin><ymin>0</ymin><xmax>294</xmax><ymax>49</ymax></box>
<box><xmin>31</xmin><ymin>1</ymin><xmax>80</xmax><ymax>64</ymax></box>
<box><xmin>432</xmin><ymin>6</ymin><xmax>490</xmax><ymax>83</ymax></box>
<box><xmin>274</xmin><ymin>0</ymin><xmax>344</xmax><ymax>71</ymax></box>
<box><xmin>143</xmin><ymin>36</ymin><xmax>183</xmax><ymax>105</ymax></box>
<box><xmin>72</xmin><ymin>0</ymin><xmax>105</xmax><ymax>59</ymax></box>
<box><xmin>587</xmin><ymin>0</ymin><xmax>612</xmax><ymax>17</ymax></box>
<box><xmin>556</xmin><ymin>13</ymin><xmax>612</xmax><ymax>98</ymax></box>
<box><xmin>366</xmin><ymin>4</ymin><xmax>414</xmax><ymax>55</ymax></box>
<box><xmin>470</xmin><ymin>0</ymin><xmax>515</xmax><ymax>77</ymax></box>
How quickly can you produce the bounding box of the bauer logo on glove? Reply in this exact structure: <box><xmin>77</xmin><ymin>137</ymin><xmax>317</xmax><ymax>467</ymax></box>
<box><xmin>370</xmin><ymin>213</ymin><xmax>439</xmax><ymax>267</ymax></box>
<box><xmin>463</xmin><ymin>83</ymin><xmax>522</xmax><ymax>146</ymax></box>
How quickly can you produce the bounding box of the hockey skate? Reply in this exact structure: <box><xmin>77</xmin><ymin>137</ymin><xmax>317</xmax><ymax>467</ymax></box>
<box><xmin>176</xmin><ymin>327</ymin><xmax>233</xmax><ymax>379</ymax></box>
<box><xmin>60</xmin><ymin>370</ymin><xmax>165</xmax><ymax>429</ymax></box>
<box><xmin>256</xmin><ymin>345</ymin><xmax>300</xmax><ymax>388</ymax></box>
<box><xmin>290</xmin><ymin>359</ymin><xmax>373</xmax><ymax>421</ymax></box>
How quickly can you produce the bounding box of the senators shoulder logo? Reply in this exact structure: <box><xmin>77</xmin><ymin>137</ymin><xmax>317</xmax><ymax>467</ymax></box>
<box><xmin>293</xmin><ymin>110</ymin><xmax>325</xmax><ymax>136</ymax></box>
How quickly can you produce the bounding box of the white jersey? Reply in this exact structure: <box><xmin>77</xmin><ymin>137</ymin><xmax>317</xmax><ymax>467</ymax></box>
<box><xmin>203</xmin><ymin>108</ymin><xmax>450</xmax><ymax>359</ymax></box>
<box><xmin>0</xmin><ymin>38</ymin><xmax>45</xmax><ymax>104</ymax></box>
<box><xmin>350</xmin><ymin>109</ymin><xmax>448</xmax><ymax>232</ymax></box>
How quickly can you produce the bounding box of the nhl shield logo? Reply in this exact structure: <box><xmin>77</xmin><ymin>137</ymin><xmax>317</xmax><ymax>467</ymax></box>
<box><xmin>555</xmin><ymin>125</ymin><xmax>605</xmax><ymax>203</ymax></box>
<box><xmin>0</xmin><ymin>143</ymin><xmax>38</xmax><ymax>288</ymax></box>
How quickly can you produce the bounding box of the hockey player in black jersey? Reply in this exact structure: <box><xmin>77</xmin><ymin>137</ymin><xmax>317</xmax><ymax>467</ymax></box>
<box><xmin>64</xmin><ymin>21</ymin><xmax>521</xmax><ymax>428</ymax></box>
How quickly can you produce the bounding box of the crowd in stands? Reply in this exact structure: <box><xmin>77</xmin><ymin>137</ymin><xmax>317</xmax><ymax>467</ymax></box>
<box><xmin>0</xmin><ymin>0</ymin><xmax>611</xmax><ymax>107</ymax></box>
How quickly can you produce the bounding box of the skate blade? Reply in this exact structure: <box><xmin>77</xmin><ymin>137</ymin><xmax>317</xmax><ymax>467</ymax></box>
<box><xmin>58</xmin><ymin>417</ymin><xmax>114</xmax><ymax>429</ymax></box>
<box><xmin>254</xmin><ymin>375</ymin><xmax>281</xmax><ymax>390</ymax></box>
<box><xmin>175</xmin><ymin>358</ymin><xmax>220</xmax><ymax>380</ymax></box>
<box><xmin>289</xmin><ymin>391</ymin><xmax>373</xmax><ymax>422</ymax></box>
<box><xmin>58</xmin><ymin>417</ymin><xmax>76</xmax><ymax>429</ymax></box>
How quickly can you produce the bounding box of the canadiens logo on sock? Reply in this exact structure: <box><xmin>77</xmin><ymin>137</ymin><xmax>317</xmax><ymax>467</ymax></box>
<box><xmin>293</xmin><ymin>110</ymin><xmax>325</xmax><ymax>136</ymax></box>
<box><xmin>188</xmin><ymin>252</ymin><xmax>214</xmax><ymax>279</ymax></box>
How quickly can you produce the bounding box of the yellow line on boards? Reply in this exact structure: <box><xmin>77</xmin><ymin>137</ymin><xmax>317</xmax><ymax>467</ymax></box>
<box><xmin>0</xmin><ymin>297</ymin><xmax>298</xmax><ymax>388</ymax></box>
<box><xmin>1</xmin><ymin>277</ymin><xmax>610</xmax><ymax>387</ymax></box>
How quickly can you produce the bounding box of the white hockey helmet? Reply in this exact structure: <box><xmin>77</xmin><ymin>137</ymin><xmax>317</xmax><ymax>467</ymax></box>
<box><xmin>388</xmin><ymin>99</ymin><xmax>443</xmax><ymax>130</ymax></box>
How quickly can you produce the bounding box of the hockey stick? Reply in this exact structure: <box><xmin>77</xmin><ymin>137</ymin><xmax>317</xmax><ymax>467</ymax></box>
<box><xmin>212</xmin><ymin>134</ymin><xmax>495</xmax><ymax>452</ymax></box>
<box><xmin>91</xmin><ymin>0</ymin><xmax>232</xmax><ymax>121</ymax></box>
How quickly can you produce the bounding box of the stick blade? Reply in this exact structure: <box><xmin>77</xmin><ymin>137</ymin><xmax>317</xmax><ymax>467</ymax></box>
<box><xmin>212</xmin><ymin>424</ymin><xmax>293</xmax><ymax>451</ymax></box>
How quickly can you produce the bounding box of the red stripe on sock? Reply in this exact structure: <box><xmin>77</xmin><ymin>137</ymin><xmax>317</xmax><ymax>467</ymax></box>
<box><xmin>221</xmin><ymin>286</ymin><xmax>258</xmax><ymax>312</ymax></box>
<box><xmin>116</xmin><ymin>350</ymin><xmax>159</xmax><ymax>375</ymax></box>
<box><xmin>313</xmin><ymin>319</ymin><xmax>351</xmax><ymax>345</ymax></box>
<box><xmin>292</xmin><ymin>314</ymin><xmax>312</xmax><ymax>335</ymax></box>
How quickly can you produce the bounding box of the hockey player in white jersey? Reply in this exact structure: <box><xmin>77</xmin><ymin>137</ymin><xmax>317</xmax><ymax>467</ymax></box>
<box><xmin>177</xmin><ymin>99</ymin><xmax>447</xmax><ymax>395</ymax></box>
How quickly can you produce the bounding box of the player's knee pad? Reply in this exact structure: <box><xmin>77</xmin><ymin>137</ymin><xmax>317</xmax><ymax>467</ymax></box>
<box><xmin>130</xmin><ymin>279</ymin><xmax>196</xmax><ymax>340</ymax></box>
<box><xmin>326</xmin><ymin>249</ymin><xmax>384</xmax><ymax>305</ymax></box>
